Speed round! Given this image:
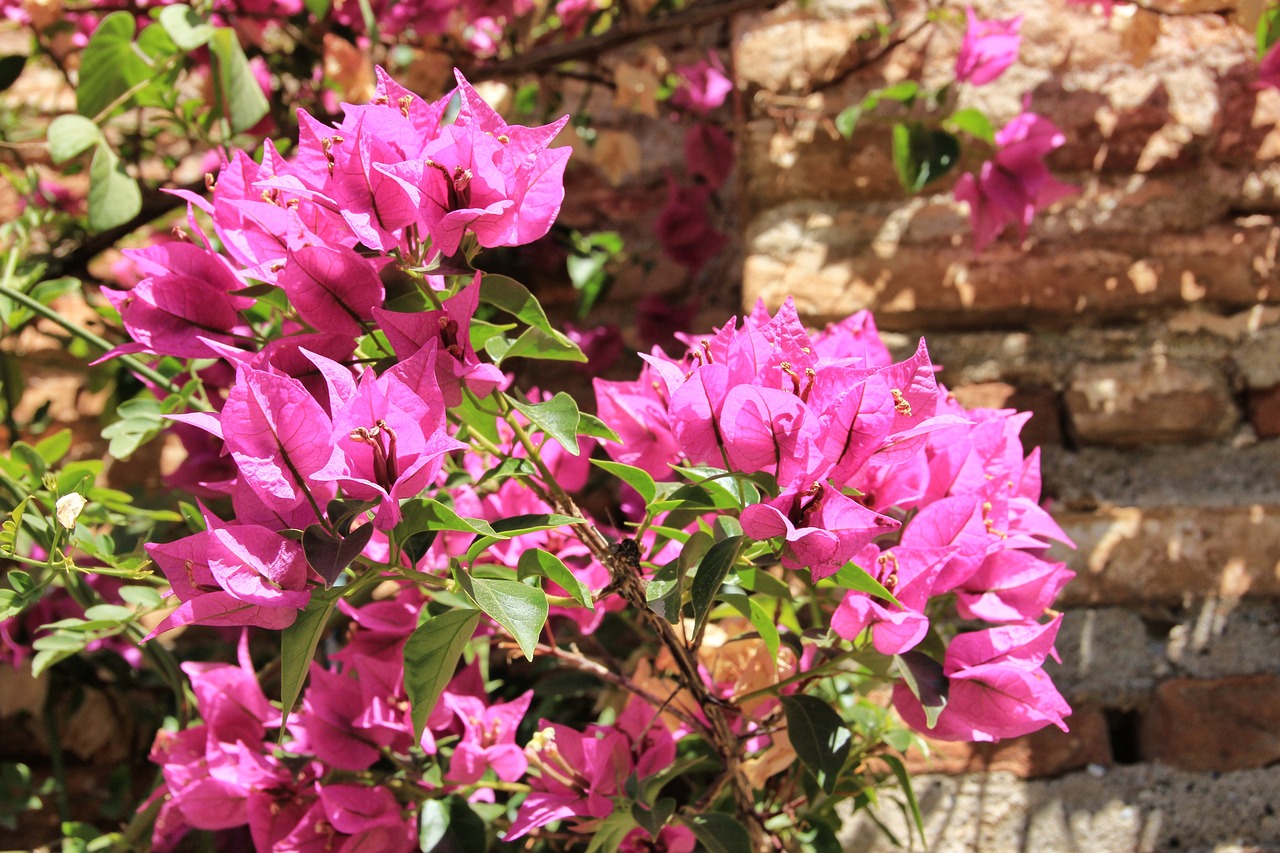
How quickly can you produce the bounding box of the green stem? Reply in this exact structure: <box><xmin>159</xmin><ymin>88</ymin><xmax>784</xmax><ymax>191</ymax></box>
<box><xmin>0</xmin><ymin>281</ymin><xmax>193</xmax><ymax>401</ymax></box>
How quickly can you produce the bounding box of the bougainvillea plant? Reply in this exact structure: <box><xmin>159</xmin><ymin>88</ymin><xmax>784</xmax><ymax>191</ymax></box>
<box><xmin>0</xmin><ymin>59</ymin><xmax>1079</xmax><ymax>850</ymax></box>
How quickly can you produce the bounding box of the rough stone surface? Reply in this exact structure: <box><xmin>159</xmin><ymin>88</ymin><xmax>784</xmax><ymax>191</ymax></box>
<box><xmin>1063</xmin><ymin>359</ymin><xmax>1239</xmax><ymax>445</ymax></box>
<box><xmin>839</xmin><ymin>764</ymin><xmax>1280</xmax><ymax>852</ymax></box>
<box><xmin>1162</xmin><ymin>599</ymin><xmax>1280</xmax><ymax>679</ymax></box>
<box><xmin>1054</xmin><ymin>505</ymin><xmax>1280</xmax><ymax>604</ymax></box>
<box><xmin>1040</xmin><ymin>442</ymin><xmax>1280</xmax><ymax>510</ymax></box>
<box><xmin>1047</xmin><ymin>609</ymin><xmax>1161</xmax><ymax>710</ymax></box>
<box><xmin>1140</xmin><ymin>675</ymin><xmax>1280</xmax><ymax>771</ymax></box>
<box><xmin>1236</xmin><ymin>327</ymin><xmax>1280</xmax><ymax>389</ymax></box>
<box><xmin>900</xmin><ymin>706</ymin><xmax>1111</xmax><ymax>780</ymax></box>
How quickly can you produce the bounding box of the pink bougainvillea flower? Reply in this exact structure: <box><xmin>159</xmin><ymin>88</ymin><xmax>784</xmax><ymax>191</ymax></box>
<box><xmin>671</xmin><ymin>53</ymin><xmax>734</xmax><ymax>114</ymax></box>
<box><xmin>444</xmin><ymin>690</ymin><xmax>534</xmax><ymax>784</ymax></box>
<box><xmin>954</xmin><ymin>7</ymin><xmax>1022</xmax><ymax>86</ymax></box>
<box><xmin>373</xmin><ymin>274</ymin><xmax>505</xmax><ymax>406</ymax></box>
<box><xmin>685</xmin><ymin>122</ymin><xmax>734</xmax><ymax>190</ymax></box>
<box><xmin>831</xmin><ymin>545</ymin><xmax>956</xmax><ymax>654</ymax></box>
<box><xmin>892</xmin><ymin>615</ymin><xmax>1070</xmax><ymax>742</ymax></box>
<box><xmin>955</xmin><ymin>109</ymin><xmax>1076</xmax><ymax>251</ymax></box>
<box><xmin>955</xmin><ymin>549</ymin><xmax>1075</xmax><ymax>623</ymax></box>
<box><xmin>741</xmin><ymin>483</ymin><xmax>900</xmax><ymax>580</ymax></box>
<box><xmin>504</xmin><ymin>722</ymin><xmax>632</xmax><ymax>840</ymax></box>
<box><xmin>308</xmin><ymin>345</ymin><xmax>466</xmax><ymax>528</ymax></box>
<box><xmin>277</xmin><ymin>243</ymin><xmax>386</xmax><ymax>337</ymax></box>
<box><xmin>654</xmin><ymin>178</ymin><xmax>727</xmax><ymax>271</ymax></box>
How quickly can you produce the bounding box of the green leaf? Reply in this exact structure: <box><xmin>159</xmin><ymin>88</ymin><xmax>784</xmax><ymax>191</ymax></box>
<box><xmin>576</xmin><ymin>412</ymin><xmax>620</xmax><ymax>443</ymax></box>
<box><xmin>419</xmin><ymin>795</ymin><xmax>486</xmax><ymax>853</ymax></box>
<box><xmin>944</xmin><ymin>107</ymin><xmax>995</xmax><ymax>145</ymax></box>
<box><xmin>32</xmin><ymin>430</ymin><xmax>72</xmax><ymax>466</ymax></box>
<box><xmin>780</xmin><ymin>694</ymin><xmax>853</xmax><ymax>794</ymax></box>
<box><xmin>1</xmin><ymin>497</ymin><xmax>31</xmax><ymax>555</ymax></box>
<box><xmin>100</xmin><ymin>395</ymin><xmax>162</xmax><ymax>459</ymax></box>
<box><xmin>87</xmin><ymin>143</ymin><xmax>142</xmax><ymax>233</ymax></box>
<box><xmin>460</xmin><ymin>575</ymin><xmax>547</xmax><ymax>661</ymax></box>
<box><xmin>818</xmin><ymin>561</ymin><xmax>901</xmax><ymax>608</ymax></box>
<box><xmin>834</xmin><ymin>105</ymin><xmax>862</xmax><ymax>138</ymax></box>
<box><xmin>403</xmin><ymin>608</ymin><xmax>480</xmax><ymax>740</ymax></box>
<box><xmin>681</xmin><ymin>812</ymin><xmax>752</xmax><ymax>853</ymax></box>
<box><xmin>417</xmin><ymin>800</ymin><xmax>449</xmax><ymax>852</ymax></box>
<box><xmin>1259</xmin><ymin>4</ymin><xmax>1280</xmax><ymax>58</ymax></box>
<box><xmin>891</xmin><ymin>122</ymin><xmax>960</xmax><ymax>192</ymax></box>
<box><xmin>879</xmin><ymin>753</ymin><xmax>926</xmax><ymax>845</ymax></box>
<box><xmin>645</xmin><ymin>559</ymin><xmax>683</xmax><ymax>623</ymax></box>
<box><xmin>876</xmin><ymin>80</ymin><xmax>920</xmax><ymax>103</ymax></box>
<box><xmin>517</xmin><ymin>548</ymin><xmax>594</xmax><ymax>610</ymax></box>
<box><xmin>157</xmin><ymin>5</ymin><xmax>215</xmax><ymax>50</ymax></box>
<box><xmin>721</xmin><ymin>593</ymin><xmax>780</xmax><ymax>663</ymax></box>
<box><xmin>478</xmin><ymin>275</ymin><xmax>557</xmax><ymax>333</ymax></box>
<box><xmin>630</xmin><ymin>797</ymin><xmax>676</xmax><ymax>840</ymax></box>
<box><xmin>304</xmin><ymin>0</ymin><xmax>332</xmax><ymax>16</ymax></box>
<box><xmin>47</xmin><ymin>115</ymin><xmax>102</xmax><ymax>164</ymax></box>
<box><xmin>501</xmin><ymin>326</ymin><xmax>587</xmax><ymax>363</ymax></box>
<box><xmin>590</xmin><ymin>459</ymin><xmax>656</xmax><ymax>504</ymax></box>
<box><xmin>399</xmin><ymin>498</ymin><xmax>501</xmax><ymax>538</ymax></box>
<box><xmin>893</xmin><ymin>650</ymin><xmax>949</xmax><ymax>729</ymax></box>
<box><xmin>585</xmin><ymin>809</ymin><xmax>639</xmax><ymax>853</ymax></box>
<box><xmin>689</xmin><ymin>536</ymin><xmax>743</xmax><ymax>638</ymax></box>
<box><xmin>117</xmin><ymin>585</ymin><xmax>162</xmax><ymax>608</ymax></box>
<box><xmin>279</xmin><ymin>590</ymin><xmax>340</xmax><ymax>737</ymax></box>
<box><xmin>0</xmin><ymin>55</ymin><xmax>25</xmax><ymax>93</ymax></box>
<box><xmin>509</xmin><ymin>392</ymin><xmax>582</xmax><ymax>456</ymax></box>
<box><xmin>76</xmin><ymin>13</ymin><xmax>150</xmax><ymax>119</ymax></box>
<box><xmin>208</xmin><ymin>28</ymin><xmax>269</xmax><ymax>133</ymax></box>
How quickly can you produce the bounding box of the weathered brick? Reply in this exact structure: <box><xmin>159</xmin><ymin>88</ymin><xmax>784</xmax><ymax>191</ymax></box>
<box><xmin>949</xmin><ymin>383</ymin><xmax>1063</xmax><ymax>447</ymax></box>
<box><xmin>1141</xmin><ymin>675</ymin><xmax>1280</xmax><ymax>771</ymax></box>
<box><xmin>1249</xmin><ymin>385</ymin><xmax>1280</xmax><ymax>438</ymax></box>
<box><xmin>900</xmin><ymin>705</ymin><xmax>1111</xmax><ymax>780</ymax></box>
<box><xmin>1063</xmin><ymin>359</ymin><xmax>1238</xmax><ymax>445</ymax></box>
<box><xmin>1055</xmin><ymin>505</ymin><xmax>1280</xmax><ymax>605</ymax></box>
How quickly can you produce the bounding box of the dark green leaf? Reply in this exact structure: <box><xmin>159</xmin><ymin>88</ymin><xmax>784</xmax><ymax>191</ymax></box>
<box><xmin>208</xmin><ymin>28</ymin><xmax>269</xmax><ymax>133</ymax></box>
<box><xmin>591</xmin><ymin>459</ymin><xmax>657</xmax><ymax>504</ymax></box>
<box><xmin>509</xmin><ymin>392</ymin><xmax>582</xmax><ymax>456</ymax></box>
<box><xmin>681</xmin><ymin>813</ymin><xmax>752</xmax><ymax>853</ymax></box>
<box><xmin>403</xmin><ymin>608</ymin><xmax>481</xmax><ymax>740</ymax></box>
<box><xmin>158</xmin><ymin>5</ymin><xmax>214</xmax><ymax>50</ymax></box>
<box><xmin>944</xmin><ymin>107</ymin><xmax>995</xmax><ymax>145</ymax></box>
<box><xmin>279</xmin><ymin>589</ymin><xmax>340</xmax><ymax>736</ymax></box>
<box><xmin>631</xmin><ymin>797</ymin><xmax>675</xmax><ymax>839</ymax></box>
<box><xmin>645</xmin><ymin>559</ymin><xmax>683</xmax><ymax>623</ymax></box>
<box><xmin>301</xmin><ymin>523</ymin><xmax>373</xmax><ymax>587</ymax></box>
<box><xmin>460</xmin><ymin>575</ymin><xmax>547</xmax><ymax>660</ymax></box>
<box><xmin>0</xmin><ymin>55</ymin><xmax>25</xmax><ymax>93</ymax></box>
<box><xmin>418</xmin><ymin>800</ymin><xmax>450</xmax><ymax>852</ymax></box>
<box><xmin>891</xmin><ymin>122</ymin><xmax>959</xmax><ymax>192</ymax></box>
<box><xmin>517</xmin><ymin>548</ymin><xmax>594</xmax><ymax>609</ymax></box>
<box><xmin>87</xmin><ymin>143</ymin><xmax>142</xmax><ymax>233</ymax></box>
<box><xmin>893</xmin><ymin>650</ymin><xmax>949</xmax><ymax>729</ymax></box>
<box><xmin>780</xmin><ymin>694</ymin><xmax>853</xmax><ymax>794</ymax></box>
<box><xmin>47</xmin><ymin>115</ymin><xmax>101</xmax><ymax>164</ymax></box>
<box><xmin>689</xmin><ymin>536</ymin><xmax>743</xmax><ymax>638</ymax></box>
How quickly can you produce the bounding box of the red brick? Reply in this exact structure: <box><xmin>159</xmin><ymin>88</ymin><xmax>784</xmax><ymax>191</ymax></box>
<box><xmin>899</xmin><ymin>705</ymin><xmax>1110</xmax><ymax>779</ymax></box>
<box><xmin>1141</xmin><ymin>675</ymin><xmax>1280</xmax><ymax>771</ymax></box>
<box><xmin>1248</xmin><ymin>385</ymin><xmax>1280</xmax><ymax>438</ymax></box>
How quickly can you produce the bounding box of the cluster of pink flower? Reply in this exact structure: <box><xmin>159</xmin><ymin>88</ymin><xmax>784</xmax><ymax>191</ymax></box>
<box><xmin>79</xmin><ymin>62</ymin><xmax>1079</xmax><ymax>845</ymax></box>
<box><xmin>595</xmin><ymin>300</ymin><xmax>1074</xmax><ymax>742</ymax></box>
<box><xmin>952</xmin><ymin>7</ymin><xmax>1077</xmax><ymax>251</ymax></box>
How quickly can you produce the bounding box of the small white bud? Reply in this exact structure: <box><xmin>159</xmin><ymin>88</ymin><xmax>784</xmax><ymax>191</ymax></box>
<box><xmin>55</xmin><ymin>493</ymin><xmax>87</xmax><ymax>530</ymax></box>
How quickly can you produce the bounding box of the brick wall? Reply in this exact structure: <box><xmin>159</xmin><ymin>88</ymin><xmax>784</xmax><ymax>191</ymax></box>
<box><xmin>731</xmin><ymin>1</ymin><xmax>1280</xmax><ymax>849</ymax></box>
